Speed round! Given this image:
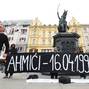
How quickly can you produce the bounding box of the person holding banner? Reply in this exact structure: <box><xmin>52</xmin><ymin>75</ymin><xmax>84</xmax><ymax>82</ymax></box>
<box><xmin>7</xmin><ymin>43</ymin><xmax>17</xmax><ymax>78</ymax></box>
<box><xmin>0</xmin><ymin>21</ymin><xmax>9</xmax><ymax>78</ymax></box>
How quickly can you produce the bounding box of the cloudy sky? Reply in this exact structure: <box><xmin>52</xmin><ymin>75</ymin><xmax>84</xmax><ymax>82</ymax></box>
<box><xmin>0</xmin><ymin>0</ymin><xmax>89</xmax><ymax>24</ymax></box>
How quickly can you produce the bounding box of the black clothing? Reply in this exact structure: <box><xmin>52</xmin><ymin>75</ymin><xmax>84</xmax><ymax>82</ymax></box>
<box><xmin>6</xmin><ymin>45</ymin><xmax>17</xmax><ymax>78</ymax></box>
<box><xmin>0</xmin><ymin>33</ymin><xmax>9</xmax><ymax>78</ymax></box>
<box><xmin>9</xmin><ymin>48</ymin><xmax>17</xmax><ymax>54</ymax></box>
<box><xmin>50</xmin><ymin>72</ymin><xmax>58</xmax><ymax>79</ymax></box>
<box><xmin>0</xmin><ymin>33</ymin><xmax>9</xmax><ymax>53</ymax></box>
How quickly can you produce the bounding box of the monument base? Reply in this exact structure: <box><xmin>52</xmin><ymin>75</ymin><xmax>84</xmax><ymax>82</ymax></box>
<box><xmin>53</xmin><ymin>32</ymin><xmax>80</xmax><ymax>53</ymax></box>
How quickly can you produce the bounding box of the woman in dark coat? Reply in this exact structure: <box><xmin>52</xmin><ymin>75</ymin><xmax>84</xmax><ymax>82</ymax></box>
<box><xmin>8</xmin><ymin>44</ymin><xmax>18</xmax><ymax>78</ymax></box>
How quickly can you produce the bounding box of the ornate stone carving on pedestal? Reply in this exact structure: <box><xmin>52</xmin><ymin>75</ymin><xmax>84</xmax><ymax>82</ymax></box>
<box><xmin>53</xmin><ymin>32</ymin><xmax>80</xmax><ymax>53</ymax></box>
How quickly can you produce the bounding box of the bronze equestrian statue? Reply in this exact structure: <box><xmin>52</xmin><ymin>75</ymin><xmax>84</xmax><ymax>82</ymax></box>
<box><xmin>57</xmin><ymin>10</ymin><xmax>69</xmax><ymax>32</ymax></box>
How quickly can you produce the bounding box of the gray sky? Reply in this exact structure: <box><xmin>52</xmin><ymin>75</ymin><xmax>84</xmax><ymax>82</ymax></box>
<box><xmin>0</xmin><ymin>0</ymin><xmax>89</xmax><ymax>24</ymax></box>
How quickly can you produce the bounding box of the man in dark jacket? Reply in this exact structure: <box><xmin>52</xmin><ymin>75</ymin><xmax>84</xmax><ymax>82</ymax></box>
<box><xmin>8</xmin><ymin>43</ymin><xmax>17</xmax><ymax>78</ymax></box>
<box><xmin>9</xmin><ymin>44</ymin><xmax>17</xmax><ymax>54</ymax></box>
<box><xmin>0</xmin><ymin>21</ymin><xmax>9</xmax><ymax>78</ymax></box>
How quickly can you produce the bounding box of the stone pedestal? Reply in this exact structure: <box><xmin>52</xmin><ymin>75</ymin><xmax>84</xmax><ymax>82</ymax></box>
<box><xmin>53</xmin><ymin>32</ymin><xmax>80</xmax><ymax>53</ymax></box>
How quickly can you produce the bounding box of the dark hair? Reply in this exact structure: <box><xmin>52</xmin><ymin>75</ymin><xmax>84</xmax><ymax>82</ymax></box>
<box><xmin>11</xmin><ymin>44</ymin><xmax>16</xmax><ymax>48</ymax></box>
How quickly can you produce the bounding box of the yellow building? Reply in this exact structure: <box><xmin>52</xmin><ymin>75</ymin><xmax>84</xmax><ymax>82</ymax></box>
<box><xmin>68</xmin><ymin>17</ymin><xmax>84</xmax><ymax>52</ymax></box>
<box><xmin>80</xmin><ymin>24</ymin><xmax>89</xmax><ymax>52</ymax></box>
<box><xmin>27</xmin><ymin>17</ymin><xmax>89</xmax><ymax>53</ymax></box>
<box><xmin>27</xmin><ymin>18</ymin><xmax>58</xmax><ymax>52</ymax></box>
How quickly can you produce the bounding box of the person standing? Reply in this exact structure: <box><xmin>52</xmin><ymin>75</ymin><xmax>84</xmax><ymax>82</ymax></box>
<box><xmin>9</xmin><ymin>44</ymin><xmax>17</xmax><ymax>54</ymax></box>
<box><xmin>0</xmin><ymin>21</ymin><xmax>9</xmax><ymax>78</ymax></box>
<box><xmin>8</xmin><ymin>43</ymin><xmax>17</xmax><ymax>78</ymax></box>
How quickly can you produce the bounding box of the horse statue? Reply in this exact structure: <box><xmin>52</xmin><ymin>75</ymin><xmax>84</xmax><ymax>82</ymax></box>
<box><xmin>57</xmin><ymin>10</ymin><xmax>69</xmax><ymax>32</ymax></box>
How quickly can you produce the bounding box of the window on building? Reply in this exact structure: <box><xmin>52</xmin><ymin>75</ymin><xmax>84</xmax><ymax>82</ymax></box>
<box><xmin>8</xmin><ymin>28</ymin><xmax>14</xmax><ymax>35</ymax></box>
<box><xmin>41</xmin><ymin>49</ymin><xmax>46</xmax><ymax>52</ymax></box>
<box><xmin>48</xmin><ymin>38</ymin><xmax>51</xmax><ymax>45</ymax></box>
<box><xmin>53</xmin><ymin>31</ymin><xmax>57</xmax><ymax>35</ymax></box>
<box><xmin>8</xmin><ymin>37</ymin><xmax>14</xmax><ymax>41</ymax></box>
<box><xmin>43</xmin><ymin>30</ymin><xmax>45</xmax><ymax>37</ymax></box>
<box><xmin>21</xmin><ymin>29</ymin><xmax>27</xmax><ymax>34</ymax></box>
<box><xmin>86</xmin><ymin>27</ymin><xmax>89</xmax><ymax>32</ymax></box>
<box><xmin>32</xmin><ymin>39</ymin><xmax>36</xmax><ymax>45</ymax></box>
<box><xmin>84</xmin><ymin>27</ymin><xmax>87</xmax><ymax>33</ymax></box>
<box><xmin>32</xmin><ymin>29</ymin><xmax>36</xmax><ymax>35</ymax></box>
<box><xmin>29</xmin><ymin>49</ymin><xmax>38</xmax><ymax>52</ymax></box>
<box><xmin>19</xmin><ymin>37</ymin><xmax>26</xmax><ymax>42</ymax></box>
<box><xmin>20</xmin><ymin>47</ymin><xmax>23</xmax><ymax>51</ymax></box>
<box><xmin>41</xmin><ymin>49</ymin><xmax>52</xmax><ymax>52</ymax></box>
<box><xmin>85</xmin><ymin>36</ymin><xmax>89</xmax><ymax>40</ymax></box>
<box><xmin>17</xmin><ymin>47</ymin><xmax>23</xmax><ymax>52</ymax></box>
<box><xmin>48</xmin><ymin>31</ymin><xmax>51</xmax><ymax>36</ymax></box>
<box><xmin>42</xmin><ymin>39</ymin><xmax>45</xmax><ymax>45</ymax></box>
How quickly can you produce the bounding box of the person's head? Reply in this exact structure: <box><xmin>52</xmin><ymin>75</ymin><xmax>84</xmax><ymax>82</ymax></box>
<box><xmin>11</xmin><ymin>44</ymin><xmax>16</xmax><ymax>48</ymax></box>
<box><xmin>0</xmin><ymin>21</ymin><xmax>5</xmax><ymax>32</ymax></box>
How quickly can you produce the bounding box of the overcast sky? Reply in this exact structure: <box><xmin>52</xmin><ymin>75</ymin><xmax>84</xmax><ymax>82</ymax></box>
<box><xmin>0</xmin><ymin>0</ymin><xmax>89</xmax><ymax>24</ymax></box>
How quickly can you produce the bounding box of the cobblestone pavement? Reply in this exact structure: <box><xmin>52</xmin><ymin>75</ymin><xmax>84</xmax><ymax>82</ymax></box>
<box><xmin>0</xmin><ymin>72</ymin><xmax>89</xmax><ymax>89</ymax></box>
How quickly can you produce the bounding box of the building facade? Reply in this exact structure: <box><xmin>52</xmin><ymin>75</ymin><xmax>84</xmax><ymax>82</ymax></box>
<box><xmin>80</xmin><ymin>25</ymin><xmax>89</xmax><ymax>53</ymax></box>
<box><xmin>68</xmin><ymin>17</ymin><xmax>89</xmax><ymax>53</ymax></box>
<box><xmin>3</xmin><ymin>18</ymin><xmax>89</xmax><ymax>53</ymax></box>
<box><xmin>3</xmin><ymin>20</ymin><xmax>31</xmax><ymax>52</ymax></box>
<box><xmin>27</xmin><ymin>18</ymin><xmax>58</xmax><ymax>52</ymax></box>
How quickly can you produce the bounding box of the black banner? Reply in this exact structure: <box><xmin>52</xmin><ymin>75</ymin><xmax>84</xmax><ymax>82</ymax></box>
<box><xmin>6</xmin><ymin>53</ymin><xmax>89</xmax><ymax>74</ymax></box>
